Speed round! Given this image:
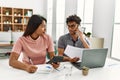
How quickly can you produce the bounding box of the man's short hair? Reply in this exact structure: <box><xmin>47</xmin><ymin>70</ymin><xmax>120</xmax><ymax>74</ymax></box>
<box><xmin>66</xmin><ymin>14</ymin><xmax>81</xmax><ymax>25</ymax></box>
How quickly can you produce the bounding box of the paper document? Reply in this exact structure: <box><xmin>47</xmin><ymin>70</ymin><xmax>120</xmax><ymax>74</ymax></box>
<box><xmin>64</xmin><ymin>45</ymin><xmax>83</xmax><ymax>62</ymax></box>
<box><xmin>36</xmin><ymin>64</ymin><xmax>53</xmax><ymax>74</ymax></box>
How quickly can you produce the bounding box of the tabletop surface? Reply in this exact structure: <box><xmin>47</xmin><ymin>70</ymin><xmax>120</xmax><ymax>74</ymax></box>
<box><xmin>0</xmin><ymin>58</ymin><xmax>120</xmax><ymax>80</ymax></box>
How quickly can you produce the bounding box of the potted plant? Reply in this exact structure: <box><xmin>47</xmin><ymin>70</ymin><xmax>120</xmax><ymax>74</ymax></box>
<box><xmin>10</xmin><ymin>40</ymin><xmax>13</xmax><ymax>44</ymax></box>
<box><xmin>82</xmin><ymin>66</ymin><xmax>89</xmax><ymax>76</ymax></box>
<box><xmin>84</xmin><ymin>32</ymin><xmax>91</xmax><ymax>38</ymax></box>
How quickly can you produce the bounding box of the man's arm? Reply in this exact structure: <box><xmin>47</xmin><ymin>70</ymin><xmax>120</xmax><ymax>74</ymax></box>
<box><xmin>58</xmin><ymin>48</ymin><xmax>64</xmax><ymax>56</ymax></box>
<box><xmin>58</xmin><ymin>48</ymin><xmax>79</xmax><ymax>62</ymax></box>
<box><xmin>48</xmin><ymin>52</ymin><xmax>60</xmax><ymax>68</ymax></box>
<box><xmin>76</xmin><ymin>29</ymin><xmax>90</xmax><ymax>48</ymax></box>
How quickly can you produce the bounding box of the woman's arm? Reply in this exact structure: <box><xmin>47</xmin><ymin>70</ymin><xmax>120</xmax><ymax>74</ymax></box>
<box><xmin>9</xmin><ymin>52</ymin><xmax>37</xmax><ymax>73</ymax></box>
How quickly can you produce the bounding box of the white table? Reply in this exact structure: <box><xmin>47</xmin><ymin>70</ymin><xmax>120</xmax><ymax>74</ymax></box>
<box><xmin>0</xmin><ymin>58</ymin><xmax>120</xmax><ymax>80</ymax></box>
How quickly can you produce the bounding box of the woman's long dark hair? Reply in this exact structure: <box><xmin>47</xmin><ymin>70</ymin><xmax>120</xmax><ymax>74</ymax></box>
<box><xmin>23</xmin><ymin>14</ymin><xmax>47</xmax><ymax>37</ymax></box>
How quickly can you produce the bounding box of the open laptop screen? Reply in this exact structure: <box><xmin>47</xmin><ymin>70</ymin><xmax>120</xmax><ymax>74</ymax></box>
<box><xmin>80</xmin><ymin>48</ymin><xmax>108</xmax><ymax>68</ymax></box>
<box><xmin>72</xmin><ymin>48</ymin><xmax>108</xmax><ymax>70</ymax></box>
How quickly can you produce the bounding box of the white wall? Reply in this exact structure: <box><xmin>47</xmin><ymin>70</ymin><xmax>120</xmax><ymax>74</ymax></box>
<box><xmin>92</xmin><ymin>0</ymin><xmax>115</xmax><ymax>56</ymax></box>
<box><xmin>0</xmin><ymin>0</ymin><xmax>47</xmax><ymax>18</ymax></box>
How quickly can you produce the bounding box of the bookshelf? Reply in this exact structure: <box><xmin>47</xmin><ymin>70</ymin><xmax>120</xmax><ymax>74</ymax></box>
<box><xmin>0</xmin><ymin>7</ymin><xmax>33</xmax><ymax>32</ymax></box>
<box><xmin>0</xmin><ymin>7</ymin><xmax>1</xmax><ymax>31</ymax></box>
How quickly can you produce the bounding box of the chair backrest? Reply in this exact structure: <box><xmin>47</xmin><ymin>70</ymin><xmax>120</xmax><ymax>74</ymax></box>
<box><xmin>0</xmin><ymin>32</ymin><xmax>11</xmax><ymax>42</ymax></box>
<box><xmin>90</xmin><ymin>37</ymin><xmax>104</xmax><ymax>49</ymax></box>
<box><xmin>46</xmin><ymin>45</ymin><xmax>57</xmax><ymax>59</ymax></box>
<box><xmin>12</xmin><ymin>32</ymin><xmax>23</xmax><ymax>42</ymax></box>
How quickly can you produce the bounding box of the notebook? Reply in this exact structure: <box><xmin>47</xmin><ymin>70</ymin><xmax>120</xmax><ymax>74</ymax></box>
<box><xmin>71</xmin><ymin>48</ymin><xmax>108</xmax><ymax>70</ymax></box>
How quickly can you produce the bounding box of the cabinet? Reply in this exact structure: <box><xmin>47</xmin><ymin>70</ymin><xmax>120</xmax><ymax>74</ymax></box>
<box><xmin>0</xmin><ymin>7</ymin><xmax>33</xmax><ymax>32</ymax></box>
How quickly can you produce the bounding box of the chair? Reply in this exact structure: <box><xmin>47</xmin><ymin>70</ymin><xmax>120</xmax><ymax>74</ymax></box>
<box><xmin>46</xmin><ymin>46</ymin><xmax>58</xmax><ymax>59</ymax></box>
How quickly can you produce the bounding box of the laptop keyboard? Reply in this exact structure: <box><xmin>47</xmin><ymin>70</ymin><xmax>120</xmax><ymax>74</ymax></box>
<box><xmin>71</xmin><ymin>62</ymin><xmax>82</xmax><ymax>70</ymax></box>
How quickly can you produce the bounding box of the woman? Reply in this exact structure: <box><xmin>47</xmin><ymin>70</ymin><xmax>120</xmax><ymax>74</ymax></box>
<box><xmin>9</xmin><ymin>15</ymin><xmax>59</xmax><ymax>73</ymax></box>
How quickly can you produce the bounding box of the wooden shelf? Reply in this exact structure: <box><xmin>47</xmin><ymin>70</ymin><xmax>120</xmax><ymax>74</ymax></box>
<box><xmin>0</xmin><ymin>7</ymin><xmax>1</xmax><ymax>31</ymax></box>
<box><xmin>0</xmin><ymin>7</ymin><xmax>33</xmax><ymax>32</ymax></box>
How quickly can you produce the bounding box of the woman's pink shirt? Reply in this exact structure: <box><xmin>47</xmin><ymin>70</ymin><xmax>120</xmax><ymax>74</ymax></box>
<box><xmin>12</xmin><ymin>34</ymin><xmax>54</xmax><ymax>65</ymax></box>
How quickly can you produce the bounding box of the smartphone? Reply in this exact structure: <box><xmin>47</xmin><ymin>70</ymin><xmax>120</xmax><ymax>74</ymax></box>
<box><xmin>46</xmin><ymin>56</ymin><xmax>64</xmax><ymax>64</ymax></box>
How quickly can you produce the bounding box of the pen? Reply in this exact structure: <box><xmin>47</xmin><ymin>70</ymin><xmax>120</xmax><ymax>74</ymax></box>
<box><xmin>46</xmin><ymin>66</ymin><xmax>52</xmax><ymax>69</ymax></box>
<box><xmin>29</xmin><ymin>57</ymin><xmax>34</xmax><ymax>65</ymax></box>
<box><xmin>46</xmin><ymin>65</ymin><xmax>60</xmax><ymax>71</ymax></box>
<box><xmin>55</xmin><ymin>68</ymin><xmax>60</xmax><ymax>72</ymax></box>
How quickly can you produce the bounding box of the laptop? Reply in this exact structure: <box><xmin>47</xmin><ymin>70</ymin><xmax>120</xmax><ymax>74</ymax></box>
<box><xmin>72</xmin><ymin>48</ymin><xmax>108</xmax><ymax>70</ymax></box>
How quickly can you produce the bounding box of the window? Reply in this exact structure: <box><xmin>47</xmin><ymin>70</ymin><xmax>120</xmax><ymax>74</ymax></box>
<box><xmin>56</xmin><ymin>0</ymin><xmax>65</xmax><ymax>40</ymax></box>
<box><xmin>47</xmin><ymin>0</ymin><xmax>94</xmax><ymax>41</ymax></box>
<box><xmin>46</xmin><ymin>0</ymin><xmax>53</xmax><ymax>36</ymax></box>
<box><xmin>47</xmin><ymin>0</ymin><xmax>65</xmax><ymax>41</ymax></box>
<box><xmin>111</xmin><ymin>0</ymin><xmax>120</xmax><ymax>60</ymax></box>
<box><xmin>77</xmin><ymin>0</ymin><xmax>94</xmax><ymax>33</ymax></box>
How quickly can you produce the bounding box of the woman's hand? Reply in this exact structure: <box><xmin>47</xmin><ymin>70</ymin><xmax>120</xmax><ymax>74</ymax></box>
<box><xmin>26</xmin><ymin>65</ymin><xmax>38</xmax><ymax>73</ymax></box>
<box><xmin>51</xmin><ymin>62</ymin><xmax>60</xmax><ymax>69</ymax></box>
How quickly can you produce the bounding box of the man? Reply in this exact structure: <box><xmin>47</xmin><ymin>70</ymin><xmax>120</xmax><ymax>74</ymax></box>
<box><xmin>58</xmin><ymin>14</ymin><xmax>90</xmax><ymax>62</ymax></box>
